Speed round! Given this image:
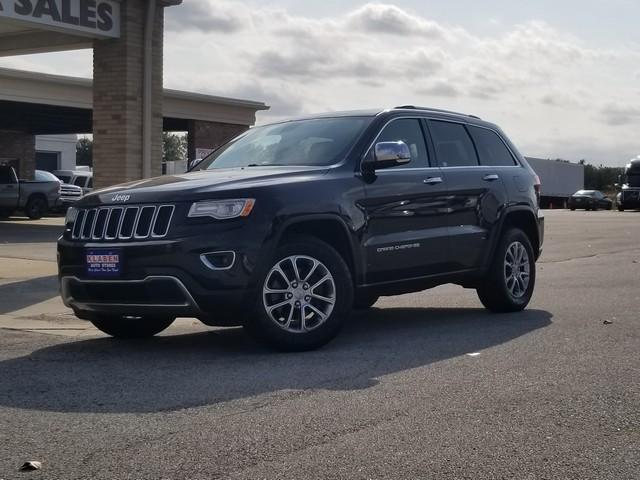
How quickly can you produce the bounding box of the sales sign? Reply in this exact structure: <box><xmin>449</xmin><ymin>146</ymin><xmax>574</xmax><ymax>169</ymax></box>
<box><xmin>0</xmin><ymin>0</ymin><xmax>120</xmax><ymax>38</ymax></box>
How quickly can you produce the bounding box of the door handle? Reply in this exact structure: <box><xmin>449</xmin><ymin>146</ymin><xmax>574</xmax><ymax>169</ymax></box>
<box><xmin>483</xmin><ymin>174</ymin><xmax>500</xmax><ymax>182</ymax></box>
<box><xmin>423</xmin><ymin>177</ymin><xmax>443</xmax><ymax>185</ymax></box>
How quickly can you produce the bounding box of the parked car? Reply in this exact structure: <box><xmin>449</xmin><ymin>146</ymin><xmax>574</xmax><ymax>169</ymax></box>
<box><xmin>0</xmin><ymin>165</ymin><xmax>60</xmax><ymax>219</ymax></box>
<box><xmin>58</xmin><ymin>106</ymin><xmax>544</xmax><ymax>350</ymax></box>
<box><xmin>53</xmin><ymin>170</ymin><xmax>93</xmax><ymax>195</ymax></box>
<box><xmin>34</xmin><ymin>171</ymin><xmax>84</xmax><ymax>211</ymax></box>
<box><xmin>568</xmin><ymin>190</ymin><xmax>613</xmax><ymax>211</ymax></box>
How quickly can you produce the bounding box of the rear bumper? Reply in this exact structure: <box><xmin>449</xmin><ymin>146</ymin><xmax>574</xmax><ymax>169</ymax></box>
<box><xmin>536</xmin><ymin>209</ymin><xmax>544</xmax><ymax>259</ymax></box>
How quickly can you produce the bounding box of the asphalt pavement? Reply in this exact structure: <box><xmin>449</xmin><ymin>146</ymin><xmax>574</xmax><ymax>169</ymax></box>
<box><xmin>0</xmin><ymin>210</ymin><xmax>638</xmax><ymax>479</ymax></box>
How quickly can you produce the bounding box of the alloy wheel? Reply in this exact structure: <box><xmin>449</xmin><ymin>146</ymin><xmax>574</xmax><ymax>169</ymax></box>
<box><xmin>504</xmin><ymin>241</ymin><xmax>530</xmax><ymax>298</ymax></box>
<box><xmin>262</xmin><ymin>255</ymin><xmax>336</xmax><ymax>333</ymax></box>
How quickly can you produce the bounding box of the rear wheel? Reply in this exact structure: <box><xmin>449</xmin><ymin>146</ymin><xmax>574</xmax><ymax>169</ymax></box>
<box><xmin>477</xmin><ymin>228</ymin><xmax>536</xmax><ymax>313</ymax></box>
<box><xmin>25</xmin><ymin>196</ymin><xmax>47</xmax><ymax>219</ymax></box>
<box><xmin>245</xmin><ymin>235</ymin><xmax>353</xmax><ymax>351</ymax></box>
<box><xmin>89</xmin><ymin>316</ymin><xmax>175</xmax><ymax>338</ymax></box>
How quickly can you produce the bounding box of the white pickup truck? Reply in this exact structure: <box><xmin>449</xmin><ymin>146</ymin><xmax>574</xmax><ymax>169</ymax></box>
<box><xmin>0</xmin><ymin>165</ymin><xmax>61</xmax><ymax>219</ymax></box>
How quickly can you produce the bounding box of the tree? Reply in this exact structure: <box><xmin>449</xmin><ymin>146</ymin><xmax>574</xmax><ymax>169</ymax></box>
<box><xmin>76</xmin><ymin>137</ymin><xmax>93</xmax><ymax>167</ymax></box>
<box><xmin>76</xmin><ymin>134</ymin><xmax>187</xmax><ymax>169</ymax></box>
<box><xmin>162</xmin><ymin>132</ymin><xmax>187</xmax><ymax>164</ymax></box>
<box><xmin>583</xmin><ymin>163</ymin><xmax>624</xmax><ymax>192</ymax></box>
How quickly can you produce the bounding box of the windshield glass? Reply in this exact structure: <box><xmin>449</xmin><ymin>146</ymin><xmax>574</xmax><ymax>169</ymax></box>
<box><xmin>575</xmin><ymin>190</ymin><xmax>595</xmax><ymax>196</ymax></box>
<box><xmin>627</xmin><ymin>172</ymin><xmax>640</xmax><ymax>187</ymax></box>
<box><xmin>35</xmin><ymin>171</ymin><xmax>61</xmax><ymax>182</ymax></box>
<box><xmin>195</xmin><ymin>117</ymin><xmax>372</xmax><ymax>170</ymax></box>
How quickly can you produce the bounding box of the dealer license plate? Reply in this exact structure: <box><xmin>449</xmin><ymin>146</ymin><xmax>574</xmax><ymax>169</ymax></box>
<box><xmin>86</xmin><ymin>249</ymin><xmax>123</xmax><ymax>278</ymax></box>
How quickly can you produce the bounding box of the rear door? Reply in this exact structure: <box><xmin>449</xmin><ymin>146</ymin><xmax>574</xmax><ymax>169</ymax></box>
<box><xmin>426</xmin><ymin>120</ymin><xmax>509</xmax><ymax>271</ymax></box>
<box><xmin>360</xmin><ymin>117</ymin><xmax>450</xmax><ymax>284</ymax></box>
<box><xmin>0</xmin><ymin>166</ymin><xmax>19</xmax><ymax>209</ymax></box>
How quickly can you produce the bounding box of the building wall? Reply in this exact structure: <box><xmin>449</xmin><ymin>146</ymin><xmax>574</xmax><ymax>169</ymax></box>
<box><xmin>187</xmin><ymin>120</ymin><xmax>248</xmax><ymax>161</ymax></box>
<box><xmin>36</xmin><ymin>134</ymin><xmax>78</xmax><ymax>171</ymax></box>
<box><xmin>92</xmin><ymin>0</ymin><xmax>164</xmax><ymax>188</ymax></box>
<box><xmin>0</xmin><ymin>130</ymin><xmax>35</xmax><ymax>179</ymax></box>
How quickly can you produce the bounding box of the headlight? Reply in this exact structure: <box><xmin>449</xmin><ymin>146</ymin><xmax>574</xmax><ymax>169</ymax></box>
<box><xmin>188</xmin><ymin>199</ymin><xmax>255</xmax><ymax>220</ymax></box>
<box><xmin>65</xmin><ymin>206</ymin><xmax>78</xmax><ymax>224</ymax></box>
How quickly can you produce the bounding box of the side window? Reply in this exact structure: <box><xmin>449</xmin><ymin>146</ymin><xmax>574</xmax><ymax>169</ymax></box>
<box><xmin>87</xmin><ymin>178</ymin><xmax>93</xmax><ymax>189</ymax></box>
<box><xmin>73</xmin><ymin>176</ymin><xmax>86</xmax><ymax>187</ymax></box>
<box><xmin>373</xmin><ymin>119</ymin><xmax>429</xmax><ymax>168</ymax></box>
<box><xmin>429</xmin><ymin>120</ymin><xmax>478</xmax><ymax>167</ymax></box>
<box><xmin>468</xmin><ymin>126</ymin><xmax>517</xmax><ymax>167</ymax></box>
<box><xmin>0</xmin><ymin>167</ymin><xmax>17</xmax><ymax>184</ymax></box>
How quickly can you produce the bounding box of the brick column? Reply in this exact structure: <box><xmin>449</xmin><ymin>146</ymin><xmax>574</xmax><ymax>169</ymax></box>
<box><xmin>92</xmin><ymin>0</ymin><xmax>164</xmax><ymax>188</ymax></box>
<box><xmin>187</xmin><ymin>120</ymin><xmax>248</xmax><ymax>161</ymax></box>
<box><xmin>0</xmin><ymin>130</ymin><xmax>35</xmax><ymax>180</ymax></box>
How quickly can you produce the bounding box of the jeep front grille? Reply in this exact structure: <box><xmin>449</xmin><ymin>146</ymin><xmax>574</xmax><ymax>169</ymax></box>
<box><xmin>71</xmin><ymin>205</ymin><xmax>174</xmax><ymax>241</ymax></box>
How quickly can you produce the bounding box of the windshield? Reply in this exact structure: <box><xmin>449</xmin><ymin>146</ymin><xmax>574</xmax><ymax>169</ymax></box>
<box><xmin>575</xmin><ymin>190</ymin><xmax>595</xmax><ymax>196</ymax></box>
<box><xmin>627</xmin><ymin>172</ymin><xmax>640</xmax><ymax>188</ymax></box>
<box><xmin>35</xmin><ymin>170</ymin><xmax>61</xmax><ymax>182</ymax></box>
<box><xmin>195</xmin><ymin>117</ymin><xmax>372</xmax><ymax>170</ymax></box>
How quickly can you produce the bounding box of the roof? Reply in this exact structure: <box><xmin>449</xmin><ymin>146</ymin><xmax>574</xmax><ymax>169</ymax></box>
<box><xmin>0</xmin><ymin>67</ymin><xmax>269</xmax><ymax>133</ymax></box>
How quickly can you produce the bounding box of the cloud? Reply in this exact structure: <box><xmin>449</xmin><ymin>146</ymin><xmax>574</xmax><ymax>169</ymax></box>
<box><xmin>2</xmin><ymin>1</ymin><xmax>636</xmax><ymax>165</ymax></box>
<box><xmin>345</xmin><ymin>3</ymin><xmax>450</xmax><ymax>39</ymax></box>
<box><xmin>600</xmin><ymin>104</ymin><xmax>640</xmax><ymax>126</ymax></box>
<box><xmin>165</xmin><ymin>0</ymin><xmax>250</xmax><ymax>33</ymax></box>
<box><xmin>416</xmin><ymin>81</ymin><xmax>461</xmax><ymax>98</ymax></box>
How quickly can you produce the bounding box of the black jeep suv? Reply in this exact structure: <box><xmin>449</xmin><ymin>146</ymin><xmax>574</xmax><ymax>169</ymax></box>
<box><xmin>58</xmin><ymin>106</ymin><xmax>544</xmax><ymax>350</ymax></box>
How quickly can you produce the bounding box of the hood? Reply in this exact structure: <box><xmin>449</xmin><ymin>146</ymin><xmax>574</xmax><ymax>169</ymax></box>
<box><xmin>79</xmin><ymin>166</ymin><xmax>329</xmax><ymax>206</ymax></box>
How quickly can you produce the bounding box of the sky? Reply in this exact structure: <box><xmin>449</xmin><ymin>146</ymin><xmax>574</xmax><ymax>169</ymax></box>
<box><xmin>1</xmin><ymin>1</ymin><xmax>639</xmax><ymax>166</ymax></box>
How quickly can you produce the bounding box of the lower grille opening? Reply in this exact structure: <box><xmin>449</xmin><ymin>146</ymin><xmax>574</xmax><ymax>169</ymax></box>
<box><xmin>67</xmin><ymin>278</ymin><xmax>189</xmax><ymax>305</ymax></box>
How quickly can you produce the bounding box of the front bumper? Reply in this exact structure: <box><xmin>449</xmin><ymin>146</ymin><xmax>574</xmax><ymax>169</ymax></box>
<box><xmin>57</xmin><ymin>227</ymin><xmax>271</xmax><ymax>324</ymax></box>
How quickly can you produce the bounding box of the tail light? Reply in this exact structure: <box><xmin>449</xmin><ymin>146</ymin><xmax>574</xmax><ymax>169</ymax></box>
<box><xmin>533</xmin><ymin>174</ymin><xmax>541</xmax><ymax>206</ymax></box>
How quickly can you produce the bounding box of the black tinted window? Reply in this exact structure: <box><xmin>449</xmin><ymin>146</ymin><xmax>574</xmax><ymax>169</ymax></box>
<box><xmin>374</xmin><ymin>119</ymin><xmax>428</xmax><ymax>168</ymax></box>
<box><xmin>0</xmin><ymin>167</ymin><xmax>16</xmax><ymax>184</ymax></box>
<box><xmin>429</xmin><ymin>121</ymin><xmax>478</xmax><ymax>167</ymax></box>
<box><xmin>468</xmin><ymin>126</ymin><xmax>516</xmax><ymax>166</ymax></box>
<box><xmin>73</xmin><ymin>176</ymin><xmax>86</xmax><ymax>187</ymax></box>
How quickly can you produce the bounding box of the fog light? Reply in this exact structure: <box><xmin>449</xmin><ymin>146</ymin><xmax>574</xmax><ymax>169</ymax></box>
<box><xmin>200</xmin><ymin>251</ymin><xmax>236</xmax><ymax>270</ymax></box>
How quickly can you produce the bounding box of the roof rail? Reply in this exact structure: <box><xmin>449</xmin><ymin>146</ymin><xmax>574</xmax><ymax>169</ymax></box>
<box><xmin>394</xmin><ymin>105</ymin><xmax>481</xmax><ymax>120</ymax></box>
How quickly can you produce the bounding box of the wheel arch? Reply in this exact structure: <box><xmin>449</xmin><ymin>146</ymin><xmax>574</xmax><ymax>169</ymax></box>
<box><xmin>487</xmin><ymin>207</ymin><xmax>541</xmax><ymax>266</ymax></box>
<box><xmin>274</xmin><ymin>214</ymin><xmax>363</xmax><ymax>285</ymax></box>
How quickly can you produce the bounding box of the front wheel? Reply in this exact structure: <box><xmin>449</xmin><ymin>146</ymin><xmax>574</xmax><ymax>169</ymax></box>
<box><xmin>90</xmin><ymin>316</ymin><xmax>175</xmax><ymax>338</ymax></box>
<box><xmin>245</xmin><ymin>236</ymin><xmax>353</xmax><ymax>351</ymax></box>
<box><xmin>477</xmin><ymin>228</ymin><xmax>536</xmax><ymax>313</ymax></box>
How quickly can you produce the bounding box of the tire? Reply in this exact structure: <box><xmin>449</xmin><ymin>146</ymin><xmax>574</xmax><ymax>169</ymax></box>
<box><xmin>477</xmin><ymin>228</ymin><xmax>536</xmax><ymax>313</ymax></box>
<box><xmin>90</xmin><ymin>316</ymin><xmax>175</xmax><ymax>338</ymax></box>
<box><xmin>0</xmin><ymin>209</ymin><xmax>12</xmax><ymax>219</ymax></box>
<box><xmin>569</xmin><ymin>208</ymin><xmax>575</xmax><ymax>211</ymax></box>
<box><xmin>353</xmin><ymin>293</ymin><xmax>379</xmax><ymax>309</ymax></box>
<box><xmin>245</xmin><ymin>235</ymin><xmax>353</xmax><ymax>351</ymax></box>
<box><xmin>25</xmin><ymin>196</ymin><xmax>47</xmax><ymax>220</ymax></box>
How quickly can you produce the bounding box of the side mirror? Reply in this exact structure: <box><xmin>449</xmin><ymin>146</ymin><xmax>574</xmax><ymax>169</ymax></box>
<box><xmin>364</xmin><ymin>141</ymin><xmax>411</xmax><ymax>171</ymax></box>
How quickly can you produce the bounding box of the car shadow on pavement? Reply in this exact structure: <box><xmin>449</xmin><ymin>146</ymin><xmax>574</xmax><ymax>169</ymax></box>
<box><xmin>0</xmin><ymin>275</ymin><xmax>59</xmax><ymax>314</ymax></box>
<box><xmin>0</xmin><ymin>307</ymin><xmax>552</xmax><ymax>414</ymax></box>
<box><xmin>0</xmin><ymin>220</ymin><xmax>64</xmax><ymax>244</ymax></box>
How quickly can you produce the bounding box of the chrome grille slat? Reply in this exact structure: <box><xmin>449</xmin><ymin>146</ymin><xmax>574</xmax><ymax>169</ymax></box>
<box><xmin>70</xmin><ymin>204</ymin><xmax>174</xmax><ymax>241</ymax></box>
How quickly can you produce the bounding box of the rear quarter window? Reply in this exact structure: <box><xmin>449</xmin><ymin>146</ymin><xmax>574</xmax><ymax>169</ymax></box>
<box><xmin>468</xmin><ymin>126</ymin><xmax>517</xmax><ymax>167</ymax></box>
